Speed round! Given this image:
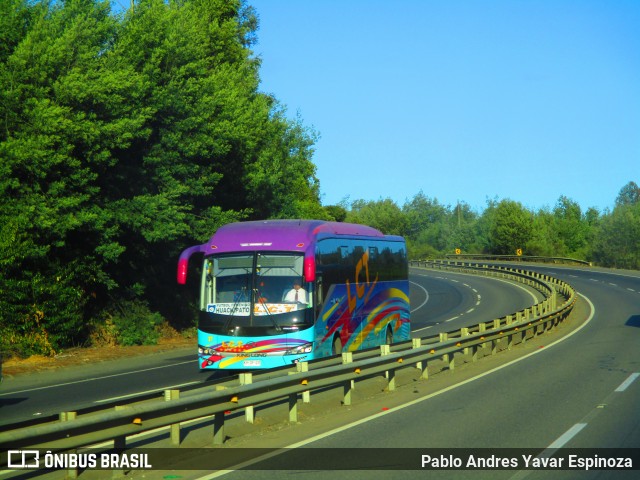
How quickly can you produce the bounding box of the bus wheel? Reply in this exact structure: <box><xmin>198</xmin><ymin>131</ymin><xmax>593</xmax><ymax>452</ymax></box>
<box><xmin>386</xmin><ymin>327</ymin><xmax>393</xmax><ymax>346</ymax></box>
<box><xmin>332</xmin><ymin>335</ymin><xmax>342</xmax><ymax>356</ymax></box>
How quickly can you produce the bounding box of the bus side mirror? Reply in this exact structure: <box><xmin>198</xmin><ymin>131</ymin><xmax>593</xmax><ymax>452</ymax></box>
<box><xmin>177</xmin><ymin>258</ymin><xmax>189</xmax><ymax>285</ymax></box>
<box><xmin>177</xmin><ymin>245</ymin><xmax>204</xmax><ymax>285</ymax></box>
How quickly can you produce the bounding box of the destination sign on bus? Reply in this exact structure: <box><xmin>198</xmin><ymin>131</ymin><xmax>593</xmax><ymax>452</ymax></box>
<box><xmin>206</xmin><ymin>303</ymin><xmax>299</xmax><ymax>316</ymax></box>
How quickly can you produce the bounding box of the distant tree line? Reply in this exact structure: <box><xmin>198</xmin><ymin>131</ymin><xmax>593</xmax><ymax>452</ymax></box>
<box><xmin>341</xmin><ymin>181</ymin><xmax>640</xmax><ymax>271</ymax></box>
<box><xmin>1</xmin><ymin>0</ymin><xmax>638</xmax><ymax>358</ymax></box>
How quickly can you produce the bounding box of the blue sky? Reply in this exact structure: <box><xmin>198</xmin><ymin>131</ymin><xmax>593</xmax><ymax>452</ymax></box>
<box><xmin>250</xmin><ymin>0</ymin><xmax>640</xmax><ymax>213</ymax></box>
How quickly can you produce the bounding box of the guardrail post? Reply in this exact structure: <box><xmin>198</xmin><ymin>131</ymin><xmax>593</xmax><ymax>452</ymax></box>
<box><xmin>478</xmin><ymin>323</ymin><xmax>488</xmax><ymax>352</ymax></box>
<box><xmin>412</xmin><ymin>338</ymin><xmax>428</xmax><ymax>379</ymax></box>
<box><xmin>213</xmin><ymin>412</ymin><xmax>225</xmax><ymax>446</ymax></box>
<box><xmin>505</xmin><ymin>316</ymin><xmax>514</xmax><ymax>350</ymax></box>
<box><xmin>289</xmin><ymin>392</ymin><xmax>298</xmax><ymax>423</ymax></box>
<box><xmin>439</xmin><ymin>332</ymin><xmax>449</xmax><ymax>365</ymax></box>
<box><xmin>380</xmin><ymin>344</ymin><xmax>395</xmax><ymax>390</ymax></box>
<box><xmin>297</xmin><ymin>362</ymin><xmax>310</xmax><ymax>403</ymax></box>
<box><xmin>164</xmin><ymin>389</ymin><xmax>181</xmax><ymax>445</ymax></box>
<box><xmin>113</xmin><ymin>406</ymin><xmax>129</xmax><ymax>478</ymax></box>
<box><xmin>239</xmin><ymin>373</ymin><xmax>254</xmax><ymax>424</ymax></box>
<box><xmin>60</xmin><ymin>411</ymin><xmax>78</xmax><ymax>479</ymax></box>
<box><xmin>492</xmin><ymin>319</ymin><xmax>500</xmax><ymax>355</ymax></box>
<box><xmin>113</xmin><ymin>406</ymin><xmax>127</xmax><ymax>450</ymax></box>
<box><xmin>461</xmin><ymin>328</ymin><xmax>470</xmax><ymax>356</ymax></box>
<box><xmin>342</xmin><ymin>352</ymin><xmax>354</xmax><ymax>406</ymax></box>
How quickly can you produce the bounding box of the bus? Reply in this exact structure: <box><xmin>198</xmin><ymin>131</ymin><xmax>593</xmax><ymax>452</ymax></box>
<box><xmin>177</xmin><ymin>220</ymin><xmax>410</xmax><ymax>370</ymax></box>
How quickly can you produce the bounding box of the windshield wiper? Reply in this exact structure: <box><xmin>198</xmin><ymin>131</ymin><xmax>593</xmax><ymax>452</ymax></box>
<box><xmin>254</xmin><ymin>288</ymin><xmax>281</xmax><ymax>332</ymax></box>
<box><xmin>223</xmin><ymin>287</ymin><xmax>247</xmax><ymax>332</ymax></box>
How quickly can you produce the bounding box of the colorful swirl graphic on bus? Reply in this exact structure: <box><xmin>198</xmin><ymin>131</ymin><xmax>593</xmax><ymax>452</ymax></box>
<box><xmin>318</xmin><ymin>283</ymin><xmax>410</xmax><ymax>354</ymax></box>
<box><xmin>198</xmin><ymin>337</ymin><xmax>312</xmax><ymax>369</ymax></box>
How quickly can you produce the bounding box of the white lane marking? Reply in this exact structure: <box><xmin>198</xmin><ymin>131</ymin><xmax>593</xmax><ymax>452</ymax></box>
<box><xmin>615</xmin><ymin>373</ymin><xmax>640</xmax><ymax>392</ymax></box>
<box><xmin>0</xmin><ymin>360</ymin><xmax>196</xmax><ymax>396</ymax></box>
<box><xmin>95</xmin><ymin>381</ymin><xmax>201</xmax><ymax>403</ymax></box>
<box><xmin>198</xmin><ymin>293</ymin><xmax>597</xmax><ymax>479</ymax></box>
<box><xmin>444</xmin><ymin>316</ymin><xmax>460</xmax><ymax>323</ymax></box>
<box><xmin>434</xmin><ymin>268</ymin><xmax>540</xmax><ymax>304</ymax></box>
<box><xmin>547</xmin><ymin>423</ymin><xmax>588</xmax><ymax>449</ymax></box>
<box><xmin>413</xmin><ymin>325</ymin><xmax>434</xmax><ymax>331</ymax></box>
<box><xmin>409</xmin><ymin>280</ymin><xmax>429</xmax><ymax>313</ymax></box>
<box><xmin>626</xmin><ymin>288</ymin><xmax>636</xmax><ymax>293</ymax></box>
<box><xmin>465</xmin><ymin>308</ymin><xmax>475</xmax><ymax>314</ymax></box>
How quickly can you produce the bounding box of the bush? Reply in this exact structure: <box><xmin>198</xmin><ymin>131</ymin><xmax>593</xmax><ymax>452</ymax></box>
<box><xmin>0</xmin><ymin>309</ymin><xmax>56</xmax><ymax>358</ymax></box>
<box><xmin>96</xmin><ymin>301</ymin><xmax>164</xmax><ymax>347</ymax></box>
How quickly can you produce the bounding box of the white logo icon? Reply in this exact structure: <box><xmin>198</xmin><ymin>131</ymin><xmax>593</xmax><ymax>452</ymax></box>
<box><xmin>8</xmin><ymin>450</ymin><xmax>40</xmax><ymax>468</ymax></box>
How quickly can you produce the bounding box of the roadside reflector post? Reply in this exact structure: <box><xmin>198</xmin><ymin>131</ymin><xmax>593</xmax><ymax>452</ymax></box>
<box><xmin>60</xmin><ymin>411</ymin><xmax>78</xmax><ymax>479</ymax></box>
<box><xmin>342</xmin><ymin>352</ymin><xmax>353</xmax><ymax>406</ymax></box>
<box><xmin>297</xmin><ymin>362</ymin><xmax>311</xmax><ymax>403</ymax></box>
<box><xmin>164</xmin><ymin>389</ymin><xmax>181</xmax><ymax>445</ymax></box>
<box><xmin>239</xmin><ymin>373</ymin><xmax>254</xmax><ymax>424</ymax></box>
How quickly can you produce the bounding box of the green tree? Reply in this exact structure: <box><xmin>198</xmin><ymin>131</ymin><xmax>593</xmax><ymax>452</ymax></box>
<box><xmin>525</xmin><ymin>207</ymin><xmax>557</xmax><ymax>256</ymax></box>
<box><xmin>553</xmin><ymin>195</ymin><xmax>588</xmax><ymax>256</ymax></box>
<box><xmin>592</xmin><ymin>202</ymin><xmax>640</xmax><ymax>269</ymax></box>
<box><xmin>615</xmin><ymin>181</ymin><xmax>640</xmax><ymax>207</ymax></box>
<box><xmin>402</xmin><ymin>192</ymin><xmax>450</xmax><ymax>253</ymax></box>
<box><xmin>346</xmin><ymin>198</ymin><xmax>407</xmax><ymax>236</ymax></box>
<box><xmin>0</xmin><ymin>0</ymin><xmax>324</xmax><ymax>355</ymax></box>
<box><xmin>488</xmin><ymin>200</ymin><xmax>533</xmax><ymax>255</ymax></box>
<box><xmin>0</xmin><ymin>0</ymin><xmax>129</xmax><ymax>350</ymax></box>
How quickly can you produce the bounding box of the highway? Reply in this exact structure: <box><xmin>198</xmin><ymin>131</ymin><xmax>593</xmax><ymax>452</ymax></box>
<box><xmin>192</xmin><ymin>265</ymin><xmax>640</xmax><ymax>479</ymax></box>
<box><xmin>1</xmin><ymin>265</ymin><xmax>638</xmax><ymax>480</ymax></box>
<box><xmin>0</xmin><ymin>270</ymin><xmax>537</xmax><ymax>426</ymax></box>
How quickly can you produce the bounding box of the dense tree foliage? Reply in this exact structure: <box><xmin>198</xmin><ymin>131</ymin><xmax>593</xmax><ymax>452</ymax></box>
<box><xmin>1</xmin><ymin>1</ymin><xmax>637</xmax><ymax>358</ymax></box>
<box><xmin>0</xmin><ymin>0</ymin><xmax>326</xmax><ymax>356</ymax></box>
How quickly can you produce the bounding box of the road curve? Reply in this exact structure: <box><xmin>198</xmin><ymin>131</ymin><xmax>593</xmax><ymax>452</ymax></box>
<box><xmin>204</xmin><ymin>265</ymin><xmax>639</xmax><ymax>480</ymax></box>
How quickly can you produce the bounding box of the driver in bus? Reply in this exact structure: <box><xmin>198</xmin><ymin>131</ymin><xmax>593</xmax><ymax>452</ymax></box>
<box><xmin>283</xmin><ymin>280</ymin><xmax>307</xmax><ymax>304</ymax></box>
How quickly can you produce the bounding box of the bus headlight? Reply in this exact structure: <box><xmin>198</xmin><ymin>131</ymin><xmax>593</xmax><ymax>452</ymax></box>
<box><xmin>285</xmin><ymin>342</ymin><xmax>313</xmax><ymax>355</ymax></box>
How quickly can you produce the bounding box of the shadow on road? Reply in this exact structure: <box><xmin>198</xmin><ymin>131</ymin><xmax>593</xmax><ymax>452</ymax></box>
<box><xmin>625</xmin><ymin>315</ymin><xmax>640</xmax><ymax>328</ymax></box>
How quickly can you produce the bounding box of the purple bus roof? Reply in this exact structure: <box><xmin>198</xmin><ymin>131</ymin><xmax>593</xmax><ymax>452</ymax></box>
<box><xmin>177</xmin><ymin>220</ymin><xmax>404</xmax><ymax>284</ymax></box>
<box><xmin>204</xmin><ymin>220</ymin><xmax>388</xmax><ymax>254</ymax></box>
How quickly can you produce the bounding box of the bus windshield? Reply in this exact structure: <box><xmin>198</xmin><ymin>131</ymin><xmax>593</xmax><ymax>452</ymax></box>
<box><xmin>199</xmin><ymin>252</ymin><xmax>313</xmax><ymax>336</ymax></box>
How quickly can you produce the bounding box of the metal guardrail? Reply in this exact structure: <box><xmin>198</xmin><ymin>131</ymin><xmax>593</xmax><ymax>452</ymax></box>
<box><xmin>442</xmin><ymin>253</ymin><xmax>592</xmax><ymax>266</ymax></box>
<box><xmin>0</xmin><ymin>262</ymin><xmax>576</xmax><ymax>461</ymax></box>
